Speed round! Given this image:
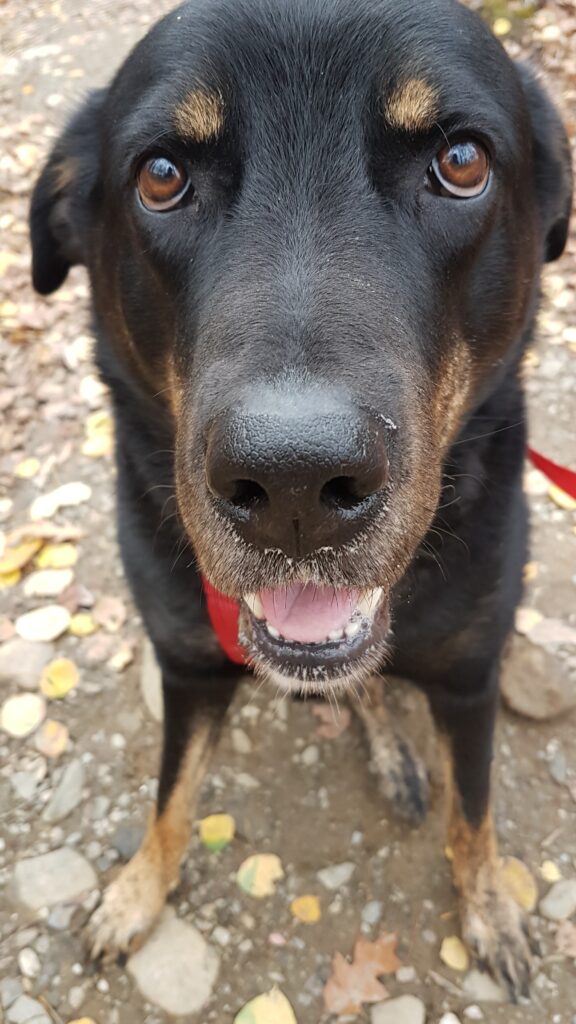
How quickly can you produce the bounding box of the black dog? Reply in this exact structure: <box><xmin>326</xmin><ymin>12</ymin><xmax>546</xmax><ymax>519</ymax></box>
<box><xmin>30</xmin><ymin>0</ymin><xmax>572</xmax><ymax>1000</ymax></box>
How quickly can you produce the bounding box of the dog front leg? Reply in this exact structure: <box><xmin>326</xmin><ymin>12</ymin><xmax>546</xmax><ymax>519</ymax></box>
<box><xmin>87</xmin><ymin>670</ymin><xmax>237</xmax><ymax>961</ymax></box>
<box><xmin>428</xmin><ymin>670</ymin><xmax>533</xmax><ymax>1002</ymax></box>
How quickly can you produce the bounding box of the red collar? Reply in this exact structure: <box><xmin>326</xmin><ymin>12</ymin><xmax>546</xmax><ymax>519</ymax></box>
<box><xmin>202</xmin><ymin>447</ymin><xmax>576</xmax><ymax>664</ymax></box>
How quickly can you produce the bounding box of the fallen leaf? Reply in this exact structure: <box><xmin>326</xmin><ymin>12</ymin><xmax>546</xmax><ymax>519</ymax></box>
<box><xmin>237</xmin><ymin>854</ymin><xmax>284</xmax><ymax>897</ymax></box>
<box><xmin>528</xmin><ymin>618</ymin><xmax>576</xmax><ymax>648</ymax></box>
<box><xmin>1</xmin><ymin>692</ymin><xmax>46</xmax><ymax>737</ymax></box>
<box><xmin>82</xmin><ymin>410</ymin><xmax>114</xmax><ymax>458</ymax></box>
<box><xmin>68</xmin><ymin>613</ymin><xmax>98</xmax><ymax>637</ymax></box>
<box><xmin>311</xmin><ymin>702</ymin><xmax>351</xmax><ymax>739</ymax></box>
<box><xmin>34</xmin><ymin>718</ymin><xmax>69</xmax><ymax>758</ymax></box>
<box><xmin>234</xmin><ymin>988</ymin><xmax>297</xmax><ymax>1024</ymax></box>
<box><xmin>14</xmin><ymin>457</ymin><xmax>40</xmax><ymax>479</ymax></box>
<box><xmin>548</xmin><ymin>483</ymin><xmax>576</xmax><ymax>512</ymax></box>
<box><xmin>522</xmin><ymin>561</ymin><xmax>538</xmax><ymax>584</ymax></box>
<box><xmin>35</xmin><ymin>542</ymin><xmax>78</xmax><ymax>569</ymax></box>
<box><xmin>67</xmin><ymin>1019</ymin><xmax>99</xmax><ymax>1024</ymax></box>
<box><xmin>0</xmin><ymin>569</ymin><xmax>21</xmax><ymax>589</ymax></box>
<box><xmin>29</xmin><ymin>481</ymin><xmax>92</xmax><ymax>521</ymax></box>
<box><xmin>0</xmin><ymin>538</ymin><xmax>43</xmax><ymax>574</ymax></box>
<box><xmin>440</xmin><ymin>935</ymin><xmax>469</xmax><ymax>972</ymax></box>
<box><xmin>501</xmin><ymin>857</ymin><xmax>538</xmax><ymax>913</ymax></box>
<box><xmin>93</xmin><ymin>595</ymin><xmax>127</xmax><ymax>633</ymax></box>
<box><xmin>0</xmin><ymin>617</ymin><xmax>15</xmax><ymax>642</ymax></box>
<box><xmin>23</xmin><ymin>568</ymin><xmax>74</xmax><ymax>598</ymax></box>
<box><xmin>107</xmin><ymin>641</ymin><xmax>134</xmax><ymax>672</ymax></box>
<box><xmin>540</xmin><ymin>861</ymin><xmax>562</xmax><ymax>884</ymax></box>
<box><xmin>492</xmin><ymin>16</ymin><xmax>511</xmax><ymax>36</ymax></box>
<box><xmin>199</xmin><ymin>813</ymin><xmax>236</xmax><ymax>852</ymax></box>
<box><xmin>16</xmin><ymin>605</ymin><xmax>71</xmax><ymax>643</ymax></box>
<box><xmin>290</xmin><ymin>895</ymin><xmax>321</xmax><ymax>923</ymax></box>
<box><xmin>515</xmin><ymin>607</ymin><xmax>543</xmax><ymax>636</ymax></box>
<box><xmin>323</xmin><ymin>950</ymin><xmax>388</xmax><ymax>1015</ymax></box>
<box><xmin>556</xmin><ymin>921</ymin><xmax>576</xmax><ymax>959</ymax></box>
<box><xmin>40</xmin><ymin>658</ymin><xmax>79</xmax><ymax>699</ymax></box>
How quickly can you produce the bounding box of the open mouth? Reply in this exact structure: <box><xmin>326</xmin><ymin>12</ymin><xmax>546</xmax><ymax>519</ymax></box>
<box><xmin>240</xmin><ymin>583</ymin><xmax>390</xmax><ymax>685</ymax></box>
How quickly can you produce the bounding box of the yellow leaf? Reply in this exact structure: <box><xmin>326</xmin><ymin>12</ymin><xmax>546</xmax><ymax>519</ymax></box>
<box><xmin>440</xmin><ymin>935</ymin><xmax>469</xmax><ymax>972</ymax></box>
<box><xmin>290</xmin><ymin>895</ymin><xmax>321</xmax><ymax>923</ymax></box>
<box><xmin>515</xmin><ymin>607</ymin><xmax>543</xmax><ymax>635</ymax></box>
<box><xmin>199</xmin><ymin>813</ymin><xmax>235</xmax><ymax>852</ymax></box>
<box><xmin>69</xmin><ymin>612</ymin><xmax>98</xmax><ymax>637</ymax></box>
<box><xmin>0</xmin><ymin>538</ymin><xmax>43</xmax><ymax>574</ymax></box>
<box><xmin>14</xmin><ymin>457</ymin><xmax>41</xmax><ymax>479</ymax></box>
<box><xmin>540</xmin><ymin>861</ymin><xmax>562</xmax><ymax>884</ymax></box>
<box><xmin>67</xmin><ymin>1019</ymin><xmax>98</xmax><ymax>1024</ymax></box>
<box><xmin>82</xmin><ymin>411</ymin><xmax>114</xmax><ymax>458</ymax></box>
<box><xmin>35</xmin><ymin>542</ymin><xmax>78</xmax><ymax>569</ymax></box>
<box><xmin>0</xmin><ymin>569</ymin><xmax>21</xmax><ymax>589</ymax></box>
<box><xmin>29</xmin><ymin>481</ymin><xmax>92</xmax><ymax>521</ymax></box>
<box><xmin>82</xmin><ymin>435</ymin><xmax>113</xmax><ymax>458</ymax></box>
<box><xmin>234</xmin><ymin>988</ymin><xmax>297</xmax><ymax>1024</ymax></box>
<box><xmin>492</xmin><ymin>16</ymin><xmax>512</xmax><ymax>36</ymax></box>
<box><xmin>548</xmin><ymin>483</ymin><xmax>576</xmax><ymax>512</ymax></box>
<box><xmin>502</xmin><ymin>857</ymin><xmax>538</xmax><ymax>912</ymax></box>
<box><xmin>237</xmin><ymin>854</ymin><xmax>284</xmax><ymax>898</ymax></box>
<box><xmin>40</xmin><ymin>658</ymin><xmax>79</xmax><ymax>699</ymax></box>
<box><xmin>15</xmin><ymin>605</ymin><xmax>71</xmax><ymax>643</ymax></box>
<box><xmin>34</xmin><ymin>719</ymin><xmax>69</xmax><ymax>758</ymax></box>
<box><xmin>1</xmin><ymin>693</ymin><xmax>46</xmax><ymax>737</ymax></box>
<box><xmin>523</xmin><ymin>561</ymin><xmax>538</xmax><ymax>584</ymax></box>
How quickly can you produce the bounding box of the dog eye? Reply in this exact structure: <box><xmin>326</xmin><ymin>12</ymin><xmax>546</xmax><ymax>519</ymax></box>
<box><xmin>137</xmin><ymin>154</ymin><xmax>190</xmax><ymax>211</ymax></box>
<box><xmin>429</xmin><ymin>140</ymin><xmax>490</xmax><ymax>198</ymax></box>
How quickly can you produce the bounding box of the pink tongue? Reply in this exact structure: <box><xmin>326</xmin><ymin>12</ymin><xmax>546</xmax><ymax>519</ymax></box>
<box><xmin>259</xmin><ymin>585</ymin><xmax>359</xmax><ymax>643</ymax></box>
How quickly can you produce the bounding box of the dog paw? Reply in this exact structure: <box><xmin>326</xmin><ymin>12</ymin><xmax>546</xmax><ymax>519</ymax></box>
<box><xmin>370</xmin><ymin>730</ymin><xmax>430</xmax><ymax>824</ymax></box>
<box><xmin>461</xmin><ymin>868</ymin><xmax>535</xmax><ymax>1002</ymax></box>
<box><xmin>85</xmin><ymin>851</ymin><xmax>168</xmax><ymax>962</ymax></box>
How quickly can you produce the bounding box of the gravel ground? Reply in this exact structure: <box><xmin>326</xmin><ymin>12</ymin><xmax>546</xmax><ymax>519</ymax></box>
<box><xmin>1</xmin><ymin>1</ymin><xmax>575</xmax><ymax>1022</ymax></box>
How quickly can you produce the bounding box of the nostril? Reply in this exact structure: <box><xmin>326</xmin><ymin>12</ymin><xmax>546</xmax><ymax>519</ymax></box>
<box><xmin>229</xmin><ymin>479</ymin><xmax>268</xmax><ymax>511</ymax></box>
<box><xmin>321</xmin><ymin>475</ymin><xmax>369</xmax><ymax>512</ymax></box>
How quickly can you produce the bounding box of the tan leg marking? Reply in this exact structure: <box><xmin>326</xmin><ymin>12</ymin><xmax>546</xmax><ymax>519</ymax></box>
<box><xmin>173</xmin><ymin>89</ymin><xmax>223</xmax><ymax>142</ymax></box>
<box><xmin>87</xmin><ymin>722</ymin><xmax>213</xmax><ymax>960</ymax></box>
<box><xmin>384</xmin><ymin>78</ymin><xmax>439</xmax><ymax>133</ymax></box>
<box><xmin>441</xmin><ymin>742</ymin><xmax>533</xmax><ymax>1001</ymax></box>
<box><xmin>354</xmin><ymin>678</ymin><xmax>429</xmax><ymax>823</ymax></box>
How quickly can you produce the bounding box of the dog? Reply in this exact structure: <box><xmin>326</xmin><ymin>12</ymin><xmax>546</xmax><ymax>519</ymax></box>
<box><xmin>30</xmin><ymin>0</ymin><xmax>572</xmax><ymax>1001</ymax></box>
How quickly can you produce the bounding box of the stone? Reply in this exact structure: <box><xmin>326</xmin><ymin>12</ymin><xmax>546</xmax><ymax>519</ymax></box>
<box><xmin>17</xmin><ymin>948</ymin><xmax>40</xmax><ymax>979</ymax></box>
<box><xmin>67</xmin><ymin>985</ymin><xmax>85</xmax><ymax>1011</ymax></box>
<box><xmin>371</xmin><ymin>995</ymin><xmax>426</xmax><ymax>1024</ymax></box>
<box><xmin>12</xmin><ymin>847</ymin><xmax>97</xmax><ymax>911</ymax></box>
<box><xmin>462</xmin><ymin>970</ymin><xmax>506</xmax><ymax>1003</ymax></box>
<box><xmin>128</xmin><ymin>911</ymin><xmax>219</xmax><ymax>1016</ymax></box>
<box><xmin>362</xmin><ymin>900</ymin><xmax>384</xmax><ymax>926</ymax></box>
<box><xmin>396</xmin><ymin>965</ymin><xmax>417</xmax><ymax>984</ymax></box>
<box><xmin>539</xmin><ymin>879</ymin><xmax>576</xmax><ymax>921</ymax></box>
<box><xmin>1</xmin><ymin>978</ymin><xmax>22</xmax><ymax>1009</ymax></box>
<box><xmin>439</xmin><ymin>1015</ymin><xmax>461</xmax><ymax>1024</ymax></box>
<box><xmin>47</xmin><ymin>903</ymin><xmax>75</xmax><ymax>930</ymax></box>
<box><xmin>111</xmin><ymin>823</ymin><xmax>144</xmax><ymax>862</ymax></box>
<box><xmin>140</xmin><ymin>638</ymin><xmax>163</xmax><ymax>722</ymax></box>
<box><xmin>10</xmin><ymin>772</ymin><xmax>38</xmax><ymax>802</ymax></box>
<box><xmin>0</xmin><ymin>639</ymin><xmax>53</xmax><ymax>690</ymax></box>
<box><xmin>42</xmin><ymin>759</ymin><xmax>84</xmax><ymax>823</ymax></box>
<box><xmin>501</xmin><ymin>636</ymin><xmax>576</xmax><ymax>720</ymax></box>
<box><xmin>463</xmin><ymin>1008</ymin><xmax>484</xmax><ymax>1021</ymax></box>
<box><xmin>6</xmin><ymin>995</ymin><xmax>51</xmax><ymax>1024</ymax></box>
<box><xmin>301</xmin><ymin>744</ymin><xmax>319</xmax><ymax>766</ymax></box>
<box><xmin>317</xmin><ymin>861</ymin><xmax>355</xmax><ymax>890</ymax></box>
<box><xmin>231</xmin><ymin>728</ymin><xmax>252</xmax><ymax>754</ymax></box>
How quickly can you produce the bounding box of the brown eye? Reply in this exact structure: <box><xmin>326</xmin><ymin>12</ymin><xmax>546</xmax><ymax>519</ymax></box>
<box><xmin>430</xmin><ymin>140</ymin><xmax>490</xmax><ymax>198</ymax></box>
<box><xmin>137</xmin><ymin>154</ymin><xmax>190</xmax><ymax>211</ymax></box>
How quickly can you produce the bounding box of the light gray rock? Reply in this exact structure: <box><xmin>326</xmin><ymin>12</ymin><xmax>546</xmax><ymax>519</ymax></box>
<box><xmin>1</xmin><ymin>978</ymin><xmax>22</xmax><ymax>1010</ymax></box>
<box><xmin>47</xmin><ymin>903</ymin><xmax>75</xmax><ymax>930</ymax></box>
<box><xmin>111</xmin><ymin>823</ymin><xmax>144</xmax><ymax>862</ymax></box>
<box><xmin>17</xmin><ymin>948</ymin><xmax>40</xmax><ymax>979</ymax></box>
<box><xmin>231</xmin><ymin>728</ymin><xmax>252</xmax><ymax>754</ymax></box>
<box><xmin>0</xmin><ymin>639</ymin><xmax>53</xmax><ymax>691</ymax></box>
<box><xmin>361</xmin><ymin>900</ymin><xmax>383</xmax><ymax>926</ymax></box>
<box><xmin>140</xmin><ymin>638</ymin><xmax>163</xmax><ymax>722</ymax></box>
<box><xmin>68</xmin><ymin>985</ymin><xmax>85</xmax><ymax>1011</ymax></box>
<box><xmin>462</xmin><ymin>970</ymin><xmax>506</xmax><ymax>1003</ymax></box>
<box><xmin>439</xmin><ymin>1014</ymin><xmax>461</xmax><ymax>1024</ymax></box>
<box><xmin>539</xmin><ymin>879</ymin><xmax>576</xmax><ymax>921</ymax></box>
<box><xmin>317</xmin><ymin>861</ymin><xmax>355</xmax><ymax>890</ymax></box>
<box><xmin>10</xmin><ymin>772</ymin><xmax>38</xmax><ymax>802</ymax></box>
<box><xmin>42</xmin><ymin>759</ymin><xmax>84</xmax><ymax>823</ymax></box>
<box><xmin>128</xmin><ymin>911</ymin><xmax>219</xmax><ymax>1016</ymax></box>
<box><xmin>6</xmin><ymin>995</ymin><xmax>51</xmax><ymax>1024</ymax></box>
<box><xmin>301</xmin><ymin>744</ymin><xmax>319</xmax><ymax>766</ymax></box>
<box><xmin>12</xmin><ymin>847</ymin><xmax>97</xmax><ymax>911</ymax></box>
<box><xmin>463</xmin><ymin>1008</ymin><xmax>484</xmax><ymax>1021</ymax></box>
<box><xmin>371</xmin><ymin>995</ymin><xmax>426</xmax><ymax>1024</ymax></box>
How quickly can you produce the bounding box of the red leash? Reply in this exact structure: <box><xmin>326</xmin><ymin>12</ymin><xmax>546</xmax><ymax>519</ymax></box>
<box><xmin>202</xmin><ymin>448</ymin><xmax>576</xmax><ymax>665</ymax></box>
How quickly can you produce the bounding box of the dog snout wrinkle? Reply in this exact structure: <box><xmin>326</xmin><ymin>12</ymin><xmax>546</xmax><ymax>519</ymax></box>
<box><xmin>205</xmin><ymin>389</ymin><xmax>389</xmax><ymax>556</ymax></box>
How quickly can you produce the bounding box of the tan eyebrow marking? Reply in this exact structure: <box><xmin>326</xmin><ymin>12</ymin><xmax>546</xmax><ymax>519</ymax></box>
<box><xmin>173</xmin><ymin>89</ymin><xmax>224</xmax><ymax>142</ymax></box>
<box><xmin>385</xmin><ymin>78</ymin><xmax>439</xmax><ymax>132</ymax></box>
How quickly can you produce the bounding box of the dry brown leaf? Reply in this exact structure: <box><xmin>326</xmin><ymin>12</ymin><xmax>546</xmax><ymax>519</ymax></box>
<box><xmin>93</xmin><ymin>595</ymin><xmax>127</xmax><ymax>633</ymax></box>
<box><xmin>312</xmin><ymin>702</ymin><xmax>351</xmax><ymax>739</ymax></box>
<box><xmin>323</xmin><ymin>932</ymin><xmax>400</xmax><ymax>1014</ymax></box>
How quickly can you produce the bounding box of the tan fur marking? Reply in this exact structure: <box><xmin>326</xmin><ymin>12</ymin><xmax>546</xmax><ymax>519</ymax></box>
<box><xmin>173</xmin><ymin>89</ymin><xmax>223</xmax><ymax>142</ymax></box>
<box><xmin>385</xmin><ymin>78</ymin><xmax>439</xmax><ymax>132</ymax></box>
<box><xmin>434</xmin><ymin>338</ymin><xmax>472</xmax><ymax>446</ymax></box>
<box><xmin>52</xmin><ymin>157</ymin><xmax>79</xmax><ymax>194</ymax></box>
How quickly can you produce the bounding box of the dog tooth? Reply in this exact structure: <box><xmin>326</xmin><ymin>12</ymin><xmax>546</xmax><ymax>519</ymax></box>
<box><xmin>328</xmin><ymin>629</ymin><xmax>344</xmax><ymax>641</ymax></box>
<box><xmin>345</xmin><ymin>620</ymin><xmax>361</xmax><ymax>638</ymax></box>
<box><xmin>244</xmin><ymin>593</ymin><xmax>264</xmax><ymax>618</ymax></box>
<box><xmin>266</xmin><ymin>623</ymin><xmax>280</xmax><ymax>639</ymax></box>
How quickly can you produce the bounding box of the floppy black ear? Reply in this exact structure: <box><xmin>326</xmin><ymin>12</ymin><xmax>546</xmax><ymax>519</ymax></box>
<box><xmin>516</xmin><ymin>63</ymin><xmax>573</xmax><ymax>263</ymax></box>
<box><xmin>30</xmin><ymin>89</ymin><xmax>106</xmax><ymax>294</ymax></box>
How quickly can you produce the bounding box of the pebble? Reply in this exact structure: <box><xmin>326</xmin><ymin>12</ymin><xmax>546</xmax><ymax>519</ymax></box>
<box><xmin>439</xmin><ymin>1015</ymin><xmax>462</xmax><ymax>1024</ymax></box>
<box><xmin>111</xmin><ymin>823</ymin><xmax>143</xmax><ymax>861</ymax></box>
<box><xmin>67</xmin><ymin>985</ymin><xmax>85</xmax><ymax>1011</ymax></box>
<box><xmin>463</xmin><ymin>1008</ymin><xmax>484</xmax><ymax>1021</ymax></box>
<box><xmin>17</xmin><ymin>948</ymin><xmax>40</xmax><ymax>979</ymax></box>
<box><xmin>361</xmin><ymin>900</ymin><xmax>384</xmax><ymax>926</ymax></box>
<box><xmin>539</xmin><ymin>879</ymin><xmax>576</xmax><ymax>921</ymax></box>
<box><xmin>42</xmin><ymin>759</ymin><xmax>84</xmax><ymax>822</ymax></box>
<box><xmin>501</xmin><ymin>636</ymin><xmax>576</xmax><ymax>720</ymax></box>
<box><xmin>128</xmin><ymin>911</ymin><xmax>219</xmax><ymax>1015</ymax></box>
<box><xmin>47</xmin><ymin>903</ymin><xmax>75</xmax><ymax>930</ymax></box>
<box><xmin>371</xmin><ymin>995</ymin><xmax>426</xmax><ymax>1024</ymax></box>
<box><xmin>231</xmin><ymin>728</ymin><xmax>252</xmax><ymax>754</ymax></box>
<box><xmin>396</xmin><ymin>965</ymin><xmax>417</xmax><ymax>983</ymax></box>
<box><xmin>301</xmin><ymin>744</ymin><xmax>319</xmax><ymax>766</ymax></box>
<box><xmin>12</xmin><ymin>847</ymin><xmax>97</xmax><ymax>911</ymax></box>
<box><xmin>6</xmin><ymin>994</ymin><xmax>51</xmax><ymax>1024</ymax></box>
<box><xmin>0</xmin><ymin>978</ymin><xmax>23</xmax><ymax>1009</ymax></box>
<box><xmin>0</xmin><ymin>639</ymin><xmax>53</xmax><ymax>691</ymax></box>
<box><xmin>11</xmin><ymin>772</ymin><xmax>39</xmax><ymax>802</ymax></box>
<box><xmin>462</xmin><ymin>970</ymin><xmax>506</xmax><ymax>1003</ymax></box>
<box><xmin>212</xmin><ymin>925</ymin><xmax>231</xmax><ymax>946</ymax></box>
<box><xmin>317</xmin><ymin>861</ymin><xmax>355</xmax><ymax>890</ymax></box>
<box><xmin>549</xmin><ymin>749</ymin><xmax>567</xmax><ymax>785</ymax></box>
<box><xmin>140</xmin><ymin>638</ymin><xmax>163</xmax><ymax>722</ymax></box>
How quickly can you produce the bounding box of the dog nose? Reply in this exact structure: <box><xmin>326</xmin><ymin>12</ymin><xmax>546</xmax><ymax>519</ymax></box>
<box><xmin>205</xmin><ymin>388</ymin><xmax>389</xmax><ymax>556</ymax></box>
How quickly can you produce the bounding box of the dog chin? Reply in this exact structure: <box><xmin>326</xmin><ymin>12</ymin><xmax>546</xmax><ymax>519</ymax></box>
<box><xmin>251</xmin><ymin>655</ymin><xmax>388</xmax><ymax>697</ymax></box>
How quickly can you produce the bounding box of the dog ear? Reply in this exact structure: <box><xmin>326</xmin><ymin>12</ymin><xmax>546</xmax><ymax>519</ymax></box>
<box><xmin>516</xmin><ymin>63</ymin><xmax>573</xmax><ymax>263</ymax></box>
<box><xmin>30</xmin><ymin>89</ymin><xmax>106</xmax><ymax>294</ymax></box>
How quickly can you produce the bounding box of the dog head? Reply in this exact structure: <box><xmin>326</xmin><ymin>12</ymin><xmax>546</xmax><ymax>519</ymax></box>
<box><xmin>31</xmin><ymin>0</ymin><xmax>572</xmax><ymax>693</ymax></box>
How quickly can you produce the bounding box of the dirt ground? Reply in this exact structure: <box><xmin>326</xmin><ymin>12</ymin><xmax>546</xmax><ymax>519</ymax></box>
<box><xmin>1</xmin><ymin>1</ymin><xmax>575</xmax><ymax>1022</ymax></box>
